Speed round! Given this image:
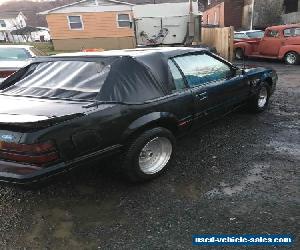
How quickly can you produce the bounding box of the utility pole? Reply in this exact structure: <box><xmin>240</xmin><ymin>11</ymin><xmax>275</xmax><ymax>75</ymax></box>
<box><xmin>250</xmin><ymin>0</ymin><xmax>255</xmax><ymax>30</ymax></box>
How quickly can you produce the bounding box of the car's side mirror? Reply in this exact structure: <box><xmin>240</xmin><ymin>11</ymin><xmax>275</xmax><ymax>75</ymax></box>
<box><xmin>235</xmin><ymin>68</ymin><xmax>246</xmax><ymax>76</ymax></box>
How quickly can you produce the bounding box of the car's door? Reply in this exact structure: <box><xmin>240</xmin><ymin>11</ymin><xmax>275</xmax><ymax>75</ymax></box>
<box><xmin>259</xmin><ymin>29</ymin><xmax>282</xmax><ymax>56</ymax></box>
<box><xmin>283</xmin><ymin>27</ymin><xmax>300</xmax><ymax>45</ymax></box>
<box><xmin>172</xmin><ymin>52</ymin><xmax>249</xmax><ymax>125</ymax></box>
<box><xmin>166</xmin><ymin>59</ymin><xmax>195</xmax><ymax>127</ymax></box>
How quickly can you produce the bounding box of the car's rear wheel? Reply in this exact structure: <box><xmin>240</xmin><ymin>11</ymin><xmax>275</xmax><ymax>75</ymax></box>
<box><xmin>122</xmin><ymin>127</ymin><xmax>175</xmax><ymax>182</ymax></box>
<box><xmin>247</xmin><ymin>82</ymin><xmax>270</xmax><ymax>112</ymax></box>
<box><xmin>235</xmin><ymin>48</ymin><xmax>245</xmax><ymax>60</ymax></box>
<box><xmin>284</xmin><ymin>52</ymin><xmax>299</xmax><ymax>65</ymax></box>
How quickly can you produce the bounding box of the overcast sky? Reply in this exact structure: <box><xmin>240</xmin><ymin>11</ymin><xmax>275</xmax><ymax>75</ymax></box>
<box><xmin>0</xmin><ymin>0</ymin><xmax>28</xmax><ymax>4</ymax></box>
<box><xmin>0</xmin><ymin>0</ymin><xmax>13</xmax><ymax>4</ymax></box>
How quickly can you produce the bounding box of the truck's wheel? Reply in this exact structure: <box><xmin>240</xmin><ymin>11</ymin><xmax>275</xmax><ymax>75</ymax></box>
<box><xmin>235</xmin><ymin>48</ymin><xmax>244</xmax><ymax>60</ymax></box>
<box><xmin>284</xmin><ymin>52</ymin><xmax>299</xmax><ymax>65</ymax></box>
<box><xmin>247</xmin><ymin>82</ymin><xmax>271</xmax><ymax>113</ymax></box>
<box><xmin>122</xmin><ymin>127</ymin><xmax>175</xmax><ymax>182</ymax></box>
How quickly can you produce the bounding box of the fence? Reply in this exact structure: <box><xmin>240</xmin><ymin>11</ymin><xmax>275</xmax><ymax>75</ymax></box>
<box><xmin>282</xmin><ymin>12</ymin><xmax>300</xmax><ymax>24</ymax></box>
<box><xmin>201</xmin><ymin>26</ymin><xmax>234</xmax><ymax>61</ymax></box>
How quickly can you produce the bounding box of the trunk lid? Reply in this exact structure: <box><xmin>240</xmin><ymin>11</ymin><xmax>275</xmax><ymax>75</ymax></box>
<box><xmin>0</xmin><ymin>95</ymin><xmax>89</xmax><ymax>131</ymax></box>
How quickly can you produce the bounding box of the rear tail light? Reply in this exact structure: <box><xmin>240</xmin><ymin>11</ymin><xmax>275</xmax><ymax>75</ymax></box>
<box><xmin>0</xmin><ymin>141</ymin><xmax>59</xmax><ymax>166</ymax></box>
<box><xmin>0</xmin><ymin>70</ymin><xmax>15</xmax><ymax>78</ymax></box>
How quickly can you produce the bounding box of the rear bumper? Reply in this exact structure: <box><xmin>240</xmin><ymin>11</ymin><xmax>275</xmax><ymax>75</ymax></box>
<box><xmin>0</xmin><ymin>160</ymin><xmax>69</xmax><ymax>184</ymax></box>
<box><xmin>0</xmin><ymin>144</ymin><xmax>123</xmax><ymax>185</ymax></box>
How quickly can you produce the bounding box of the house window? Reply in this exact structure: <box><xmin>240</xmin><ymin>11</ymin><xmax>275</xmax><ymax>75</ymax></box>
<box><xmin>0</xmin><ymin>20</ymin><xmax>6</xmax><ymax>28</ymax></box>
<box><xmin>68</xmin><ymin>16</ymin><xmax>83</xmax><ymax>30</ymax></box>
<box><xmin>214</xmin><ymin>11</ymin><xmax>217</xmax><ymax>25</ymax></box>
<box><xmin>117</xmin><ymin>14</ymin><xmax>131</xmax><ymax>28</ymax></box>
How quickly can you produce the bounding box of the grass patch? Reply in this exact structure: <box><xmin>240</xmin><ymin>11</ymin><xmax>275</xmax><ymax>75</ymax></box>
<box><xmin>0</xmin><ymin>42</ymin><xmax>77</xmax><ymax>55</ymax></box>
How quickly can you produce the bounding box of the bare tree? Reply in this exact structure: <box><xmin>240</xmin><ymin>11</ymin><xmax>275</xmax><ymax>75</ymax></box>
<box><xmin>253</xmin><ymin>0</ymin><xmax>284</xmax><ymax>28</ymax></box>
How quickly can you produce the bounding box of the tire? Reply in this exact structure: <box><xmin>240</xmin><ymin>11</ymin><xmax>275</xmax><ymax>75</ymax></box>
<box><xmin>247</xmin><ymin>82</ymin><xmax>271</xmax><ymax>113</ymax></box>
<box><xmin>235</xmin><ymin>48</ymin><xmax>245</xmax><ymax>60</ymax></box>
<box><xmin>284</xmin><ymin>51</ymin><xmax>299</xmax><ymax>65</ymax></box>
<box><xmin>122</xmin><ymin>127</ymin><xmax>176</xmax><ymax>182</ymax></box>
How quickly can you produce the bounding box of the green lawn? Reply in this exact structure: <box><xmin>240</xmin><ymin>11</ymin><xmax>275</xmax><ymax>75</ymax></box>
<box><xmin>0</xmin><ymin>42</ymin><xmax>76</xmax><ymax>55</ymax></box>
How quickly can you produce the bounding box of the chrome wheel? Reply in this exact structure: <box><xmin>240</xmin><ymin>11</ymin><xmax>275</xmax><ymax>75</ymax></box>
<box><xmin>235</xmin><ymin>49</ymin><xmax>244</xmax><ymax>60</ymax></box>
<box><xmin>138</xmin><ymin>137</ymin><xmax>172</xmax><ymax>175</ymax></box>
<box><xmin>258</xmin><ymin>86</ymin><xmax>268</xmax><ymax>108</ymax></box>
<box><xmin>286</xmin><ymin>53</ymin><xmax>297</xmax><ymax>65</ymax></box>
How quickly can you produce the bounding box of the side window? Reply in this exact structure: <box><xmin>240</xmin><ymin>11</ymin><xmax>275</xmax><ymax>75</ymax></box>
<box><xmin>168</xmin><ymin>60</ymin><xmax>186</xmax><ymax>91</ymax></box>
<box><xmin>266</xmin><ymin>30</ymin><xmax>279</xmax><ymax>38</ymax></box>
<box><xmin>0</xmin><ymin>20</ymin><xmax>6</xmax><ymax>28</ymax></box>
<box><xmin>235</xmin><ymin>33</ymin><xmax>248</xmax><ymax>39</ymax></box>
<box><xmin>174</xmin><ymin>54</ymin><xmax>232</xmax><ymax>87</ymax></box>
<box><xmin>284</xmin><ymin>29</ymin><xmax>292</xmax><ymax>37</ymax></box>
<box><xmin>284</xmin><ymin>28</ymin><xmax>300</xmax><ymax>37</ymax></box>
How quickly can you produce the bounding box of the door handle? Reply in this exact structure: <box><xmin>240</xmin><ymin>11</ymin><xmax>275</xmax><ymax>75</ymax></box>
<box><xmin>195</xmin><ymin>92</ymin><xmax>208</xmax><ymax>101</ymax></box>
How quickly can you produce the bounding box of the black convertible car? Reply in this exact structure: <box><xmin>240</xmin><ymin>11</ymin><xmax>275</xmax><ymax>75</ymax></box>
<box><xmin>0</xmin><ymin>47</ymin><xmax>277</xmax><ymax>184</ymax></box>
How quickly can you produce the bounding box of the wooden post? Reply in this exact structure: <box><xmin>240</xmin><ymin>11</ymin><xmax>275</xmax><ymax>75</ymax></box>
<box><xmin>201</xmin><ymin>26</ymin><xmax>234</xmax><ymax>62</ymax></box>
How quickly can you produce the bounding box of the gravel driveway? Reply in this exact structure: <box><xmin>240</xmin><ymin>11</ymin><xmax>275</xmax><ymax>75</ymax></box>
<box><xmin>0</xmin><ymin>60</ymin><xmax>299</xmax><ymax>250</ymax></box>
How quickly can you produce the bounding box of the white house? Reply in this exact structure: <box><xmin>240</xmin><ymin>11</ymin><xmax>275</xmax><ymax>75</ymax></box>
<box><xmin>0</xmin><ymin>12</ymin><xmax>27</xmax><ymax>42</ymax></box>
<box><xmin>31</xmin><ymin>27</ymin><xmax>51</xmax><ymax>42</ymax></box>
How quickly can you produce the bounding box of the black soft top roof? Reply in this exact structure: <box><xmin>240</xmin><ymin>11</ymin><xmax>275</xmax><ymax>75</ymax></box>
<box><xmin>49</xmin><ymin>47</ymin><xmax>207</xmax><ymax>60</ymax></box>
<box><xmin>1</xmin><ymin>48</ymin><xmax>209</xmax><ymax>103</ymax></box>
<box><xmin>34</xmin><ymin>47</ymin><xmax>208</xmax><ymax>93</ymax></box>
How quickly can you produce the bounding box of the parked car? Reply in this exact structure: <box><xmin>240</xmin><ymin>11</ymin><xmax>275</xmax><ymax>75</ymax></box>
<box><xmin>234</xmin><ymin>25</ymin><xmax>300</xmax><ymax>65</ymax></box>
<box><xmin>0</xmin><ymin>47</ymin><xmax>277</xmax><ymax>184</ymax></box>
<box><xmin>234</xmin><ymin>30</ymin><xmax>265</xmax><ymax>43</ymax></box>
<box><xmin>0</xmin><ymin>45</ymin><xmax>45</xmax><ymax>83</ymax></box>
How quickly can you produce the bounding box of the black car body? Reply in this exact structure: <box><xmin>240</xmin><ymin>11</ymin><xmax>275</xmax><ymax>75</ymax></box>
<box><xmin>0</xmin><ymin>47</ymin><xmax>277</xmax><ymax>184</ymax></box>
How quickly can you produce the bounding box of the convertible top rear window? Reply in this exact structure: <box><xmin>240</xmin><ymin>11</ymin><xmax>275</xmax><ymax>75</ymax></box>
<box><xmin>0</xmin><ymin>57</ymin><xmax>168</xmax><ymax>103</ymax></box>
<box><xmin>1</xmin><ymin>61</ymin><xmax>111</xmax><ymax>100</ymax></box>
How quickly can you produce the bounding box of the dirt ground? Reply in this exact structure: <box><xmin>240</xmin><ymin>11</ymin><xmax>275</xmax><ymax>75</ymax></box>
<box><xmin>0</xmin><ymin>60</ymin><xmax>299</xmax><ymax>250</ymax></box>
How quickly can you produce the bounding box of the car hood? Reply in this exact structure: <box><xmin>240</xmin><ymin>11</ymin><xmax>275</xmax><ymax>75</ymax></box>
<box><xmin>0</xmin><ymin>60</ymin><xmax>31</xmax><ymax>70</ymax></box>
<box><xmin>0</xmin><ymin>95</ymin><xmax>113</xmax><ymax>125</ymax></box>
<box><xmin>244</xmin><ymin>66</ymin><xmax>271</xmax><ymax>73</ymax></box>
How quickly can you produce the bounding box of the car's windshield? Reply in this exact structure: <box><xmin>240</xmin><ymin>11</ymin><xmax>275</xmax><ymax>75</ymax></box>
<box><xmin>0</xmin><ymin>48</ymin><xmax>31</xmax><ymax>61</ymax></box>
<box><xmin>234</xmin><ymin>33</ymin><xmax>248</xmax><ymax>39</ymax></box>
<box><xmin>246</xmin><ymin>31</ymin><xmax>264</xmax><ymax>38</ymax></box>
<box><xmin>0</xmin><ymin>60</ymin><xmax>113</xmax><ymax>100</ymax></box>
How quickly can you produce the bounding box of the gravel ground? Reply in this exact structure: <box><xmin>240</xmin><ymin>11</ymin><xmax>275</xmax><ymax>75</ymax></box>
<box><xmin>0</xmin><ymin>60</ymin><xmax>299</xmax><ymax>250</ymax></box>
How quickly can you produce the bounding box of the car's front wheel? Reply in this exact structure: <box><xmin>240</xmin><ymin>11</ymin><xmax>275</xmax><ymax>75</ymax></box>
<box><xmin>247</xmin><ymin>82</ymin><xmax>271</xmax><ymax>112</ymax></box>
<box><xmin>122</xmin><ymin>127</ymin><xmax>176</xmax><ymax>182</ymax></box>
<box><xmin>284</xmin><ymin>51</ymin><xmax>299</xmax><ymax>65</ymax></box>
<box><xmin>235</xmin><ymin>48</ymin><xmax>245</xmax><ymax>60</ymax></box>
